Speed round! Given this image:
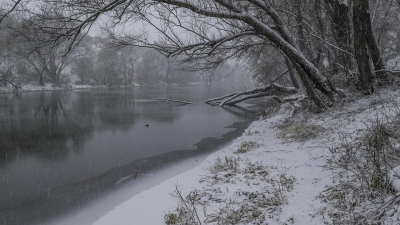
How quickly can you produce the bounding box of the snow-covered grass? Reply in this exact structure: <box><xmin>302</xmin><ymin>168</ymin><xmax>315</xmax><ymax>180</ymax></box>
<box><xmin>84</xmin><ymin>88</ymin><xmax>400</xmax><ymax>224</ymax></box>
<box><xmin>314</xmin><ymin>91</ymin><xmax>400</xmax><ymax>224</ymax></box>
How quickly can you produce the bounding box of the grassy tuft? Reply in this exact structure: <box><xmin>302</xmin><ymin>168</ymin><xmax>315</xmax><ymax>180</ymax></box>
<box><xmin>166</xmin><ymin>157</ymin><xmax>297</xmax><ymax>224</ymax></box>
<box><xmin>234</xmin><ymin>141</ymin><xmax>260</xmax><ymax>154</ymax></box>
<box><xmin>277</xmin><ymin>121</ymin><xmax>324</xmax><ymax>142</ymax></box>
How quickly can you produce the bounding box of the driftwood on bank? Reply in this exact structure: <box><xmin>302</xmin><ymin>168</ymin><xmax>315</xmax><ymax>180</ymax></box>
<box><xmin>154</xmin><ymin>97</ymin><xmax>193</xmax><ymax>105</ymax></box>
<box><xmin>205</xmin><ymin>83</ymin><xmax>298</xmax><ymax>107</ymax></box>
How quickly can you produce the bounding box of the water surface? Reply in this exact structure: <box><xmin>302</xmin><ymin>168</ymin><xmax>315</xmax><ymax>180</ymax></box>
<box><xmin>0</xmin><ymin>85</ymin><xmax>259</xmax><ymax>223</ymax></box>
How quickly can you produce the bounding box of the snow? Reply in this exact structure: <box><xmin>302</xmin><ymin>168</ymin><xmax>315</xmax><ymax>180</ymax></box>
<box><xmin>388</xmin><ymin>167</ymin><xmax>400</xmax><ymax>193</ymax></box>
<box><xmin>22</xmin><ymin>83</ymin><xmax>58</xmax><ymax>91</ymax></box>
<box><xmin>89</xmin><ymin>103</ymin><xmax>335</xmax><ymax>225</ymax></box>
<box><xmin>387</xmin><ymin>55</ymin><xmax>400</xmax><ymax>70</ymax></box>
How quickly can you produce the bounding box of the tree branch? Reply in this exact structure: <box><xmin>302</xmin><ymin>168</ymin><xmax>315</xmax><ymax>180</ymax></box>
<box><xmin>0</xmin><ymin>0</ymin><xmax>22</xmax><ymax>24</ymax></box>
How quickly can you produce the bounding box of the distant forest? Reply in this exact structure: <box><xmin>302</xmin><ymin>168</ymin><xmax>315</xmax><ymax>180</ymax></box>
<box><xmin>0</xmin><ymin>15</ymin><xmax>233</xmax><ymax>88</ymax></box>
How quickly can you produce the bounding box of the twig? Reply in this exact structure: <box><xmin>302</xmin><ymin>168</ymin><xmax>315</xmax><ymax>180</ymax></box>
<box><xmin>374</xmin><ymin>69</ymin><xmax>400</xmax><ymax>75</ymax></box>
<box><xmin>309</xmin><ymin>33</ymin><xmax>356</xmax><ymax>58</ymax></box>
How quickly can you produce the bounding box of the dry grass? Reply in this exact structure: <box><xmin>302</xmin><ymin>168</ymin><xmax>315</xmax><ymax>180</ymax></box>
<box><xmin>165</xmin><ymin>157</ymin><xmax>297</xmax><ymax>225</ymax></box>
<box><xmin>318</xmin><ymin>111</ymin><xmax>400</xmax><ymax>224</ymax></box>
<box><xmin>277</xmin><ymin>121</ymin><xmax>324</xmax><ymax>142</ymax></box>
<box><xmin>234</xmin><ymin>141</ymin><xmax>260</xmax><ymax>154</ymax></box>
<box><xmin>246</xmin><ymin>129</ymin><xmax>261</xmax><ymax>136</ymax></box>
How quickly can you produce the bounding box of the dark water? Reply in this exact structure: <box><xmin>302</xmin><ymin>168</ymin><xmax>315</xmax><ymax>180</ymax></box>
<box><xmin>0</xmin><ymin>85</ymin><xmax>259</xmax><ymax>224</ymax></box>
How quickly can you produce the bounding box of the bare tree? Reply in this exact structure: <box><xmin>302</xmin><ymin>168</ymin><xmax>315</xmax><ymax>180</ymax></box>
<box><xmin>352</xmin><ymin>0</ymin><xmax>389</xmax><ymax>93</ymax></box>
<box><xmin>11</xmin><ymin>19</ymin><xmax>77</xmax><ymax>85</ymax></box>
<box><xmin>325</xmin><ymin>0</ymin><xmax>353</xmax><ymax>72</ymax></box>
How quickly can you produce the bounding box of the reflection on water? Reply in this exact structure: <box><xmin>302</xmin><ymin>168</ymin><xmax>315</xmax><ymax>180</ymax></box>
<box><xmin>0</xmin><ymin>85</ymin><xmax>257</xmax><ymax>212</ymax></box>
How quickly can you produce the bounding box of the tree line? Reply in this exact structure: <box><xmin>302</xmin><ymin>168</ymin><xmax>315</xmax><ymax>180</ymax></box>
<box><xmin>1</xmin><ymin>0</ymin><xmax>400</xmax><ymax>108</ymax></box>
<box><xmin>0</xmin><ymin>10</ymin><xmax>203</xmax><ymax>88</ymax></box>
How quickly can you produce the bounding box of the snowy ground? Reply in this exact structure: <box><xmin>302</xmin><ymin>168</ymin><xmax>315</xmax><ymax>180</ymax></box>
<box><xmin>83</xmin><ymin>92</ymin><xmax>395</xmax><ymax>224</ymax></box>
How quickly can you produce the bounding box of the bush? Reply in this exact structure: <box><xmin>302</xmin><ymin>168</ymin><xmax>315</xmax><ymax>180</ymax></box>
<box><xmin>319</xmin><ymin>115</ymin><xmax>400</xmax><ymax>224</ymax></box>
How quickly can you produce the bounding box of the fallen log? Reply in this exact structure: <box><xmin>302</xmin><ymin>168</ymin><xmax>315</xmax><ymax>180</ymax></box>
<box><xmin>154</xmin><ymin>97</ymin><xmax>193</xmax><ymax>105</ymax></box>
<box><xmin>205</xmin><ymin>83</ymin><xmax>298</xmax><ymax>107</ymax></box>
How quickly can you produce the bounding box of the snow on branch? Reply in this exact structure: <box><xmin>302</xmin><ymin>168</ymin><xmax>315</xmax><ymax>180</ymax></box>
<box><xmin>388</xmin><ymin>166</ymin><xmax>400</xmax><ymax>193</ymax></box>
<box><xmin>374</xmin><ymin>69</ymin><xmax>400</xmax><ymax>75</ymax></box>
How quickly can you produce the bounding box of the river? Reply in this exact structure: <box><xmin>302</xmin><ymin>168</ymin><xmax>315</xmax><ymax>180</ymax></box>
<box><xmin>0</xmin><ymin>85</ymin><xmax>260</xmax><ymax>224</ymax></box>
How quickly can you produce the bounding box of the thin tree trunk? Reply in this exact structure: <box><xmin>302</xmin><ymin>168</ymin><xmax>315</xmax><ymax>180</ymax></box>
<box><xmin>294</xmin><ymin>0</ymin><xmax>311</xmax><ymax>59</ymax></box>
<box><xmin>123</xmin><ymin>55</ymin><xmax>126</xmax><ymax>85</ymax></box>
<box><xmin>131</xmin><ymin>63</ymin><xmax>134</xmax><ymax>84</ymax></box>
<box><xmin>285</xmin><ymin>57</ymin><xmax>300</xmax><ymax>89</ymax></box>
<box><xmin>353</xmin><ymin>0</ymin><xmax>374</xmax><ymax>94</ymax></box>
<box><xmin>39</xmin><ymin>68</ymin><xmax>45</xmax><ymax>86</ymax></box>
<box><xmin>314</xmin><ymin>0</ymin><xmax>325</xmax><ymax>65</ymax></box>
<box><xmin>326</xmin><ymin>0</ymin><xmax>353</xmax><ymax>71</ymax></box>
<box><xmin>364</xmin><ymin>1</ymin><xmax>386</xmax><ymax>82</ymax></box>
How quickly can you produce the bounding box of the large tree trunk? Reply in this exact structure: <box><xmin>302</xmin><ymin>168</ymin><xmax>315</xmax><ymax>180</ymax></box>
<box><xmin>353</xmin><ymin>0</ymin><xmax>374</xmax><ymax>94</ymax></box>
<box><xmin>289</xmin><ymin>52</ymin><xmax>338</xmax><ymax>106</ymax></box>
<box><xmin>244</xmin><ymin>19</ymin><xmax>340</xmax><ymax>108</ymax></box>
<box><xmin>293</xmin><ymin>61</ymin><xmax>329</xmax><ymax>109</ymax></box>
<box><xmin>294</xmin><ymin>0</ymin><xmax>310</xmax><ymax>59</ymax></box>
<box><xmin>237</xmin><ymin>1</ymin><xmax>338</xmax><ymax>108</ymax></box>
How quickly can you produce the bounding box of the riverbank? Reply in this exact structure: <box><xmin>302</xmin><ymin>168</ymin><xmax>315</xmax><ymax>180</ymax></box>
<box><xmin>0</xmin><ymin>82</ymin><xmax>211</xmax><ymax>94</ymax></box>
<box><xmin>0</xmin><ymin>82</ymin><xmax>103</xmax><ymax>94</ymax></box>
<box><xmin>87</xmin><ymin>88</ymin><xmax>400</xmax><ymax>224</ymax></box>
